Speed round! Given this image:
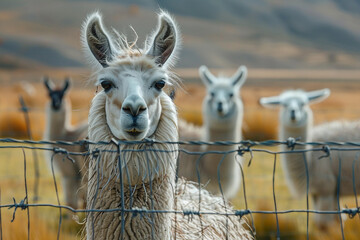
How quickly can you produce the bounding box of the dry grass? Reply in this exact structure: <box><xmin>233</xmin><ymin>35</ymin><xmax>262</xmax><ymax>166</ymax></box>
<box><xmin>0</xmin><ymin>143</ymin><xmax>84</xmax><ymax>239</ymax></box>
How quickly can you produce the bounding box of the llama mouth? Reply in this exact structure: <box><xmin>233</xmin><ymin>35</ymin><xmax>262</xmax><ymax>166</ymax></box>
<box><xmin>126</xmin><ymin>128</ymin><xmax>142</xmax><ymax>137</ymax></box>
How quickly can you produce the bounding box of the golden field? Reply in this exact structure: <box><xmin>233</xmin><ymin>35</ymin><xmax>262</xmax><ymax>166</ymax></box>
<box><xmin>1</xmin><ymin>68</ymin><xmax>360</xmax><ymax>239</ymax></box>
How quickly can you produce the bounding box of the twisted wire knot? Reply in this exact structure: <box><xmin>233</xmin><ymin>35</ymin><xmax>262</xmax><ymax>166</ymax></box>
<box><xmin>53</xmin><ymin>147</ymin><xmax>68</xmax><ymax>155</ymax></box>
<box><xmin>237</xmin><ymin>146</ymin><xmax>248</xmax><ymax>157</ymax></box>
<box><xmin>144</xmin><ymin>138</ymin><xmax>155</xmax><ymax>146</ymax></box>
<box><xmin>286</xmin><ymin>137</ymin><xmax>297</xmax><ymax>150</ymax></box>
<box><xmin>91</xmin><ymin>149</ymin><xmax>100</xmax><ymax>159</ymax></box>
<box><xmin>319</xmin><ymin>145</ymin><xmax>331</xmax><ymax>159</ymax></box>
<box><xmin>343</xmin><ymin>207</ymin><xmax>360</xmax><ymax>219</ymax></box>
<box><xmin>183</xmin><ymin>210</ymin><xmax>200</xmax><ymax>216</ymax></box>
<box><xmin>235</xmin><ymin>209</ymin><xmax>251</xmax><ymax>218</ymax></box>
<box><xmin>131</xmin><ymin>207</ymin><xmax>146</xmax><ymax>218</ymax></box>
<box><xmin>8</xmin><ymin>197</ymin><xmax>28</xmax><ymax>222</ymax></box>
<box><xmin>53</xmin><ymin>147</ymin><xmax>75</xmax><ymax>163</ymax></box>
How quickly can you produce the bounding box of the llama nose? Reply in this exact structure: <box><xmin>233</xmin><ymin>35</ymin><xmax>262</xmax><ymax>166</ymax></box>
<box><xmin>122</xmin><ymin>95</ymin><xmax>147</xmax><ymax>117</ymax></box>
<box><xmin>291</xmin><ymin>110</ymin><xmax>296</xmax><ymax>120</ymax></box>
<box><xmin>217</xmin><ymin>102</ymin><xmax>223</xmax><ymax>113</ymax></box>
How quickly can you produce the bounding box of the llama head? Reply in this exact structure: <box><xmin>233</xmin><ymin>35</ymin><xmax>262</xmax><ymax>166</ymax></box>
<box><xmin>82</xmin><ymin>11</ymin><xmax>180</xmax><ymax>141</ymax></box>
<box><xmin>260</xmin><ymin>89</ymin><xmax>330</xmax><ymax>127</ymax></box>
<box><xmin>199</xmin><ymin>65</ymin><xmax>247</xmax><ymax>123</ymax></box>
<box><xmin>44</xmin><ymin>77</ymin><xmax>70</xmax><ymax>111</ymax></box>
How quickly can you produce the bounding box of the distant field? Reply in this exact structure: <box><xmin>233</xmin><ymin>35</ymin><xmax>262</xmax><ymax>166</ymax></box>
<box><xmin>1</xmin><ymin>68</ymin><xmax>360</xmax><ymax>239</ymax></box>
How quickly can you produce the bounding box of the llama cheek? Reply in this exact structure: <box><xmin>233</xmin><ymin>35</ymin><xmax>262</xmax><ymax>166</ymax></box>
<box><xmin>112</xmin><ymin>99</ymin><xmax>123</xmax><ymax>109</ymax></box>
<box><xmin>106</xmin><ymin>110</ymin><xmax>124</xmax><ymax>137</ymax></box>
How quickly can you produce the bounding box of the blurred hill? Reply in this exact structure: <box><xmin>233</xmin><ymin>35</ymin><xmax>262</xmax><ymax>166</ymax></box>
<box><xmin>0</xmin><ymin>0</ymin><xmax>360</xmax><ymax>70</ymax></box>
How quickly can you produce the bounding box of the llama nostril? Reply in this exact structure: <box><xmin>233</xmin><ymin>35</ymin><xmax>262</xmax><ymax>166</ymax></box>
<box><xmin>291</xmin><ymin>110</ymin><xmax>296</xmax><ymax>120</ymax></box>
<box><xmin>122</xmin><ymin>105</ymin><xmax>147</xmax><ymax>117</ymax></box>
<box><xmin>138</xmin><ymin>106</ymin><xmax>147</xmax><ymax>114</ymax></box>
<box><xmin>122</xmin><ymin>106</ymin><xmax>132</xmax><ymax>115</ymax></box>
<box><xmin>217</xmin><ymin>102</ymin><xmax>223</xmax><ymax>113</ymax></box>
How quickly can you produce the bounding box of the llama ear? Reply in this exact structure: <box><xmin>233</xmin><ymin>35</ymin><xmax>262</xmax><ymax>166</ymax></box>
<box><xmin>199</xmin><ymin>65</ymin><xmax>216</xmax><ymax>86</ymax></box>
<box><xmin>231</xmin><ymin>66</ymin><xmax>247</xmax><ymax>88</ymax></box>
<box><xmin>43</xmin><ymin>76</ymin><xmax>53</xmax><ymax>92</ymax></box>
<box><xmin>259</xmin><ymin>96</ymin><xmax>282</xmax><ymax>108</ymax></box>
<box><xmin>306</xmin><ymin>88</ymin><xmax>330</xmax><ymax>104</ymax></box>
<box><xmin>147</xmin><ymin>12</ymin><xmax>178</xmax><ymax>67</ymax></box>
<box><xmin>83</xmin><ymin>12</ymin><xmax>114</xmax><ymax>68</ymax></box>
<box><xmin>63</xmin><ymin>78</ymin><xmax>70</xmax><ymax>93</ymax></box>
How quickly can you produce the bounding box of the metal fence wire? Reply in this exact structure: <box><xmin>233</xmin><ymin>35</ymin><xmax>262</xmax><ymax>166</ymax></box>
<box><xmin>1</xmin><ymin>137</ymin><xmax>360</xmax><ymax>239</ymax></box>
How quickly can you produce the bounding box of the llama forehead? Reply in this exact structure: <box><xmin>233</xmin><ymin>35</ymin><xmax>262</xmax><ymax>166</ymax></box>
<box><xmin>281</xmin><ymin>91</ymin><xmax>308</xmax><ymax>105</ymax></box>
<box><xmin>109</xmin><ymin>55</ymin><xmax>158</xmax><ymax>70</ymax></box>
<box><xmin>99</xmin><ymin>60</ymin><xmax>167</xmax><ymax>85</ymax></box>
<box><xmin>49</xmin><ymin>89</ymin><xmax>65</xmax><ymax>98</ymax></box>
<box><xmin>209</xmin><ymin>81</ymin><xmax>238</xmax><ymax>95</ymax></box>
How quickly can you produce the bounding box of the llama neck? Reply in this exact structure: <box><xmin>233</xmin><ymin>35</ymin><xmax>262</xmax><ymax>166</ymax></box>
<box><xmin>87</xmin><ymin>92</ymin><xmax>178</xmax><ymax>239</ymax></box>
<box><xmin>279</xmin><ymin>109</ymin><xmax>313</xmax><ymax>198</ymax></box>
<box><xmin>44</xmin><ymin>98</ymin><xmax>71</xmax><ymax>139</ymax></box>
<box><xmin>199</xmin><ymin>102</ymin><xmax>242</xmax><ymax>197</ymax></box>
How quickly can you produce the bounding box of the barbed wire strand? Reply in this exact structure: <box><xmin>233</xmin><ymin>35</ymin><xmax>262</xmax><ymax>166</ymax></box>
<box><xmin>336</xmin><ymin>152</ymin><xmax>345</xmax><ymax>240</ymax></box>
<box><xmin>19</xmin><ymin>96</ymin><xmax>40</xmax><ymax>202</ymax></box>
<box><xmin>115</xmin><ymin>140</ymin><xmax>126</xmax><ymax>240</ymax></box>
<box><xmin>217</xmin><ymin>152</ymin><xmax>230</xmax><ymax>240</ymax></box>
<box><xmin>89</xmin><ymin>150</ymin><xmax>100</xmax><ymax>240</ymax></box>
<box><xmin>303</xmin><ymin>152</ymin><xmax>310</xmax><ymax>240</ymax></box>
<box><xmin>50</xmin><ymin>153</ymin><xmax>62</xmax><ymax>240</ymax></box>
<box><xmin>272</xmin><ymin>153</ymin><xmax>281</xmax><ymax>240</ymax></box>
<box><xmin>22</xmin><ymin>148</ymin><xmax>30</xmax><ymax>240</ymax></box>
<box><xmin>238</xmin><ymin>154</ymin><xmax>256</xmax><ymax>238</ymax></box>
<box><xmin>351</xmin><ymin>153</ymin><xmax>360</xmax><ymax>220</ymax></box>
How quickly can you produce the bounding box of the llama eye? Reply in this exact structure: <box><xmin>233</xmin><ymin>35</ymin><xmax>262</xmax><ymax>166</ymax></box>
<box><xmin>229</xmin><ymin>93</ymin><xmax>234</xmax><ymax>98</ymax></box>
<box><xmin>154</xmin><ymin>80</ymin><xmax>166</xmax><ymax>91</ymax></box>
<box><xmin>100</xmin><ymin>80</ymin><xmax>114</xmax><ymax>92</ymax></box>
<box><xmin>210</xmin><ymin>92</ymin><xmax>215</xmax><ymax>97</ymax></box>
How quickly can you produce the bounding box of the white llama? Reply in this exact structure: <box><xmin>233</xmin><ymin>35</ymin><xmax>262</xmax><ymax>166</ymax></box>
<box><xmin>43</xmin><ymin>77</ymin><xmax>88</xmax><ymax>209</ymax></box>
<box><xmin>260</xmin><ymin>89</ymin><xmax>357</xmax><ymax>228</ymax></box>
<box><xmin>177</xmin><ymin>65</ymin><xmax>247</xmax><ymax>199</ymax></box>
<box><xmin>83</xmin><ymin>11</ymin><xmax>252</xmax><ymax>239</ymax></box>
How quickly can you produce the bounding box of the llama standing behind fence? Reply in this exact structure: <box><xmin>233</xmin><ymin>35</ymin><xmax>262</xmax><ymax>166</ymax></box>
<box><xmin>177</xmin><ymin>65</ymin><xmax>247</xmax><ymax>199</ymax></box>
<box><xmin>260</xmin><ymin>89</ymin><xmax>360</xmax><ymax>228</ymax></box>
<box><xmin>82</xmin><ymin>11</ymin><xmax>252</xmax><ymax>239</ymax></box>
<box><xmin>43</xmin><ymin>77</ymin><xmax>88</xmax><ymax>209</ymax></box>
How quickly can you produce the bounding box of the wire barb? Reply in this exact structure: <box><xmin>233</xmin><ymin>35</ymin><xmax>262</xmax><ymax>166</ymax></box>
<box><xmin>235</xmin><ymin>209</ymin><xmax>251</xmax><ymax>218</ymax></box>
<box><xmin>286</xmin><ymin>137</ymin><xmax>297</xmax><ymax>150</ymax></box>
<box><xmin>8</xmin><ymin>197</ymin><xmax>28</xmax><ymax>222</ymax></box>
<box><xmin>319</xmin><ymin>145</ymin><xmax>331</xmax><ymax>159</ymax></box>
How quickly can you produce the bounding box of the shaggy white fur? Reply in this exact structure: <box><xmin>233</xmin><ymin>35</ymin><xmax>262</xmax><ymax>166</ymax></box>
<box><xmin>83</xmin><ymin>11</ymin><xmax>252</xmax><ymax>239</ymax></box>
<box><xmin>310</xmin><ymin>120</ymin><xmax>360</xmax><ymax>226</ymax></box>
<box><xmin>43</xmin><ymin>77</ymin><xmax>88</xmax><ymax>209</ymax></box>
<box><xmin>177</xmin><ymin>66</ymin><xmax>247</xmax><ymax>199</ymax></box>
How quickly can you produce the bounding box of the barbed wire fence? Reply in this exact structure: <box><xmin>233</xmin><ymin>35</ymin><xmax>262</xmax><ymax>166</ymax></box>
<box><xmin>1</xmin><ymin>138</ymin><xmax>360</xmax><ymax>239</ymax></box>
<box><xmin>0</xmin><ymin>99</ymin><xmax>360</xmax><ymax>239</ymax></box>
